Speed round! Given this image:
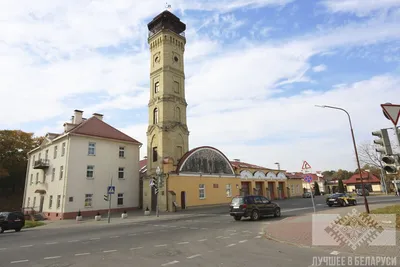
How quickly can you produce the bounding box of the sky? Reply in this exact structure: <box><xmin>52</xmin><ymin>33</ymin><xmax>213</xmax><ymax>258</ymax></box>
<box><xmin>1</xmin><ymin>0</ymin><xmax>400</xmax><ymax>173</ymax></box>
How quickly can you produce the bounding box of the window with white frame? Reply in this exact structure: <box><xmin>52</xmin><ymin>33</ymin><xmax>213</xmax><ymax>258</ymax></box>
<box><xmin>296</xmin><ymin>184</ymin><xmax>300</xmax><ymax>194</ymax></box>
<box><xmin>27</xmin><ymin>197</ymin><xmax>30</xmax><ymax>208</ymax></box>
<box><xmin>54</xmin><ymin>145</ymin><xmax>58</xmax><ymax>159</ymax></box>
<box><xmin>43</xmin><ymin>172</ymin><xmax>46</xmax><ymax>183</ymax></box>
<box><xmin>30</xmin><ymin>174</ymin><xmax>33</xmax><ymax>184</ymax></box>
<box><xmin>51</xmin><ymin>168</ymin><xmax>55</xmax><ymax>181</ymax></box>
<box><xmin>119</xmin><ymin>146</ymin><xmax>125</xmax><ymax>158</ymax></box>
<box><xmin>49</xmin><ymin>195</ymin><xmax>53</xmax><ymax>209</ymax></box>
<box><xmin>57</xmin><ymin>195</ymin><xmax>61</xmax><ymax>208</ymax></box>
<box><xmin>87</xmin><ymin>165</ymin><xmax>94</xmax><ymax>178</ymax></box>
<box><xmin>59</xmin><ymin>166</ymin><xmax>64</xmax><ymax>180</ymax></box>
<box><xmin>84</xmin><ymin>194</ymin><xmax>93</xmax><ymax>207</ymax></box>
<box><xmin>226</xmin><ymin>184</ymin><xmax>232</xmax><ymax>197</ymax></box>
<box><xmin>199</xmin><ymin>184</ymin><xmax>205</xmax><ymax>199</ymax></box>
<box><xmin>35</xmin><ymin>173</ymin><xmax>39</xmax><ymax>184</ymax></box>
<box><xmin>61</xmin><ymin>142</ymin><xmax>66</xmax><ymax>156</ymax></box>
<box><xmin>33</xmin><ymin>196</ymin><xmax>36</xmax><ymax>209</ymax></box>
<box><xmin>118</xmin><ymin>167</ymin><xmax>124</xmax><ymax>179</ymax></box>
<box><xmin>117</xmin><ymin>193</ymin><xmax>124</xmax><ymax>205</ymax></box>
<box><xmin>88</xmin><ymin>142</ymin><xmax>96</xmax><ymax>155</ymax></box>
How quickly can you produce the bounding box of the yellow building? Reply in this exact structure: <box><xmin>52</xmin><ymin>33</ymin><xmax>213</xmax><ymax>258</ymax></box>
<box><xmin>142</xmin><ymin>10</ymin><xmax>242</xmax><ymax>211</ymax></box>
<box><xmin>284</xmin><ymin>172</ymin><xmax>304</xmax><ymax>198</ymax></box>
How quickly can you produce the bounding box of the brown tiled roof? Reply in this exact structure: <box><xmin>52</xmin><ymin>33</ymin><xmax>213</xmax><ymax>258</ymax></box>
<box><xmin>285</xmin><ymin>172</ymin><xmax>304</xmax><ymax>179</ymax></box>
<box><xmin>344</xmin><ymin>172</ymin><xmax>380</xmax><ymax>184</ymax></box>
<box><xmin>230</xmin><ymin>161</ymin><xmax>267</xmax><ymax>170</ymax></box>
<box><xmin>69</xmin><ymin>116</ymin><xmax>142</xmax><ymax>144</ymax></box>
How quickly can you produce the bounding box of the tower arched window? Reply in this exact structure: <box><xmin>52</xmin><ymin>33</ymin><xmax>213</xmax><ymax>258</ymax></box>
<box><xmin>154</xmin><ymin>81</ymin><xmax>160</xmax><ymax>93</ymax></box>
<box><xmin>153</xmin><ymin>108</ymin><xmax>158</xmax><ymax>124</ymax></box>
<box><xmin>175</xmin><ymin>107</ymin><xmax>181</xmax><ymax>122</ymax></box>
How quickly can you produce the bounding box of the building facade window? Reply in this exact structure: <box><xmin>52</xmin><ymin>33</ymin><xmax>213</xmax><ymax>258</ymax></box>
<box><xmin>84</xmin><ymin>194</ymin><xmax>93</xmax><ymax>207</ymax></box>
<box><xmin>32</xmin><ymin>155</ymin><xmax>35</xmax><ymax>167</ymax></box>
<box><xmin>154</xmin><ymin>81</ymin><xmax>160</xmax><ymax>93</ymax></box>
<box><xmin>291</xmin><ymin>184</ymin><xmax>294</xmax><ymax>195</ymax></box>
<box><xmin>30</xmin><ymin>174</ymin><xmax>33</xmax><ymax>184</ymax></box>
<box><xmin>27</xmin><ymin>197</ymin><xmax>30</xmax><ymax>208</ymax></box>
<box><xmin>38</xmin><ymin>153</ymin><xmax>41</xmax><ymax>159</ymax></box>
<box><xmin>52</xmin><ymin>168</ymin><xmax>55</xmax><ymax>181</ymax></box>
<box><xmin>35</xmin><ymin>173</ymin><xmax>39</xmax><ymax>184</ymax></box>
<box><xmin>173</xmin><ymin>81</ymin><xmax>179</xmax><ymax>93</ymax></box>
<box><xmin>49</xmin><ymin>195</ymin><xmax>53</xmax><ymax>209</ymax></box>
<box><xmin>59</xmin><ymin>166</ymin><xmax>64</xmax><ymax>180</ymax></box>
<box><xmin>33</xmin><ymin>197</ymin><xmax>36</xmax><ymax>209</ymax></box>
<box><xmin>88</xmin><ymin>142</ymin><xmax>96</xmax><ymax>155</ymax></box>
<box><xmin>117</xmin><ymin>193</ymin><xmax>124</xmax><ymax>206</ymax></box>
<box><xmin>43</xmin><ymin>172</ymin><xmax>46</xmax><ymax>183</ymax></box>
<box><xmin>118</xmin><ymin>167</ymin><xmax>124</xmax><ymax>179</ymax></box>
<box><xmin>153</xmin><ymin>108</ymin><xmax>159</xmax><ymax>124</ymax></box>
<box><xmin>54</xmin><ymin>146</ymin><xmax>58</xmax><ymax>159</ymax></box>
<box><xmin>119</xmin><ymin>146</ymin><xmax>125</xmax><ymax>158</ymax></box>
<box><xmin>57</xmin><ymin>195</ymin><xmax>61</xmax><ymax>208</ymax></box>
<box><xmin>152</xmin><ymin>147</ymin><xmax>158</xmax><ymax>162</ymax></box>
<box><xmin>61</xmin><ymin>142</ymin><xmax>66</xmax><ymax>156</ymax></box>
<box><xmin>87</xmin><ymin>165</ymin><xmax>94</xmax><ymax>178</ymax></box>
<box><xmin>226</xmin><ymin>184</ymin><xmax>232</xmax><ymax>197</ymax></box>
<box><xmin>199</xmin><ymin>184</ymin><xmax>205</xmax><ymax>199</ymax></box>
<box><xmin>175</xmin><ymin>107</ymin><xmax>181</xmax><ymax>122</ymax></box>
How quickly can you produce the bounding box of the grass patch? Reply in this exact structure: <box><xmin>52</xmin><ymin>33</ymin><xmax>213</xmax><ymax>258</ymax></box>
<box><xmin>336</xmin><ymin>205</ymin><xmax>400</xmax><ymax>230</ymax></box>
<box><xmin>23</xmin><ymin>220</ymin><xmax>45</xmax><ymax>228</ymax></box>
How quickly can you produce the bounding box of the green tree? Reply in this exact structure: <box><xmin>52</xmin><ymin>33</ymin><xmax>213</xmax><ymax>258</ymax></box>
<box><xmin>314</xmin><ymin>181</ymin><xmax>321</xmax><ymax>195</ymax></box>
<box><xmin>0</xmin><ymin>130</ymin><xmax>43</xmax><ymax>192</ymax></box>
<box><xmin>338</xmin><ymin>179</ymin><xmax>345</xmax><ymax>193</ymax></box>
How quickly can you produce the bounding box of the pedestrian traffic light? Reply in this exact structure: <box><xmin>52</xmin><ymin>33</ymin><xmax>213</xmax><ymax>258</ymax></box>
<box><xmin>382</xmin><ymin>155</ymin><xmax>398</xmax><ymax>174</ymax></box>
<box><xmin>152</xmin><ymin>177</ymin><xmax>158</xmax><ymax>194</ymax></box>
<box><xmin>372</xmin><ymin>129</ymin><xmax>393</xmax><ymax>155</ymax></box>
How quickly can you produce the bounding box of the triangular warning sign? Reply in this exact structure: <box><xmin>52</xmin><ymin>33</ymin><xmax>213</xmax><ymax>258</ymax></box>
<box><xmin>381</xmin><ymin>104</ymin><xmax>400</xmax><ymax>126</ymax></box>
<box><xmin>301</xmin><ymin>161</ymin><xmax>312</xmax><ymax>170</ymax></box>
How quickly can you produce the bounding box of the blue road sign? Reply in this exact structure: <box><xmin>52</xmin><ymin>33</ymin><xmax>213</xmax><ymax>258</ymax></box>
<box><xmin>107</xmin><ymin>186</ymin><xmax>115</xmax><ymax>194</ymax></box>
<box><xmin>304</xmin><ymin>175</ymin><xmax>312</xmax><ymax>183</ymax></box>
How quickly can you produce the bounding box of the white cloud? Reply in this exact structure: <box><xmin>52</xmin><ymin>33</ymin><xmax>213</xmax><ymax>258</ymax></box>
<box><xmin>321</xmin><ymin>0</ymin><xmax>400</xmax><ymax>17</ymax></box>
<box><xmin>312</xmin><ymin>64</ymin><xmax>327</xmax><ymax>72</ymax></box>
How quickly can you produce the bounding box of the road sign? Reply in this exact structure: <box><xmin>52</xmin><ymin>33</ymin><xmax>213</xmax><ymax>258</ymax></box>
<box><xmin>381</xmin><ymin>103</ymin><xmax>400</xmax><ymax>126</ymax></box>
<box><xmin>107</xmin><ymin>186</ymin><xmax>115</xmax><ymax>195</ymax></box>
<box><xmin>304</xmin><ymin>175</ymin><xmax>312</xmax><ymax>183</ymax></box>
<box><xmin>301</xmin><ymin>161</ymin><xmax>312</xmax><ymax>170</ymax></box>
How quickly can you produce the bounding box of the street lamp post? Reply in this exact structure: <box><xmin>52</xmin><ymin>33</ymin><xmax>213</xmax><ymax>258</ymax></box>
<box><xmin>315</xmin><ymin>105</ymin><xmax>370</xmax><ymax>213</ymax></box>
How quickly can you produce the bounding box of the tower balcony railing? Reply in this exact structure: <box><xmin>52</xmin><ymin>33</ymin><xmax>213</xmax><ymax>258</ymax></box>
<box><xmin>148</xmin><ymin>30</ymin><xmax>185</xmax><ymax>38</ymax></box>
<box><xmin>33</xmin><ymin>159</ymin><xmax>50</xmax><ymax>169</ymax></box>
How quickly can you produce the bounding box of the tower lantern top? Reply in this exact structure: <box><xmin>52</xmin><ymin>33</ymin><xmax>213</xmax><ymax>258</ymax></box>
<box><xmin>147</xmin><ymin>10</ymin><xmax>186</xmax><ymax>38</ymax></box>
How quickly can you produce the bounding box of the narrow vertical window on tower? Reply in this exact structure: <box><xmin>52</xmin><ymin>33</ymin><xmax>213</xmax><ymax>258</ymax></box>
<box><xmin>153</xmin><ymin>108</ymin><xmax>158</xmax><ymax>124</ymax></box>
<box><xmin>175</xmin><ymin>107</ymin><xmax>181</xmax><ymax>122</ymax></box>
<box><xmin>152</xmin><ymin>147</ymin><xmax>158</xmax><ymax>162</ymax></box>
<box><xmin>173</xmin><ymin>81</ymin><xmax>179</xmax><ymax>93</ymax></box>
<box><xmin>154</xmin><ymin>81</ymin><xmax>160</xmax><ymax>93</ymax></box>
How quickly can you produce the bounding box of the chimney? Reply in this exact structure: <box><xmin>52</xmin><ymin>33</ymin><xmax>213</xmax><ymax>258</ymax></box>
<box><xmin>93</xmin><ymin>113</ymin><xmax>104</xmax><ymax>121</ymax></box>
<box><xmin>233</xmin><ymin>159</ymin><xmax>240</xmax><ymax>162</ymax></box>
<box><xmin>73</xmin><ymin>110</ymin><xmax>83</xmax><ymax>124</ymax></box>
<box><xmin>63</xmin><ymin>123</ymin><xmax>75</xmax><ymax>133</ymax></box>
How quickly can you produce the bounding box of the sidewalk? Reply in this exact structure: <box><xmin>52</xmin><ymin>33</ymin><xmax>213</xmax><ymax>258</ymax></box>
<box><xmin>263</xmin><ymin>203</ymin><xmax>399</xmax><ymax>257</ymax></box>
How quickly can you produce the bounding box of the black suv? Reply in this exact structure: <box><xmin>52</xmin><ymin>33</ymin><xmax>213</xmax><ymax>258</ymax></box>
<box><xmin>0</xmin><ymin>211</ymin><xmax>25</xmax><ymax>233</ymax></box>
<box><xmin>229</xmin><ymin>195</ymin><xmax>281</xmax><ymax>221</ymax></box>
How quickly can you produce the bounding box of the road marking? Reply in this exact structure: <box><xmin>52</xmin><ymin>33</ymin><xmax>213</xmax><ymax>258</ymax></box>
<box><xmin>226</xmin><ymin>243</ymin><xmax>236</xmax><ymax>247</ymax></box>
<box><xmin>144</xmin><ymin>232</ymin><xmax>153</xmax><ymax>234</ymax></box>
<box><xmin>128</xmin><ymin>233</ymin><xmax>137</xmax><ymax>236</ymax></box>
<box><xmin>201</xmin><ymin>228</ymin><xmax>208</xmax><ymax>230</ymax></box>
<box><xmin>238</xmin><ymin>240</ymin><xmax>248</xmax><ymax>243</ymax></box>
<box><xmin>190</xmin><ymin>227</ymin><xmax>198</xmax><ymax>230</ymax></box>
<box><xmin>330</xmin><ymin>251</ymin><xmax>340</xmax><ymax>255</ymax></box>
<box><xmin>177</xmin><ymin>241</ymin><xmax>189</xmax><ymax>245</ymax></box>
<box><xmin>155</xmin><ymin>244</ymin><xmax>167</xmax><ymax>247</ymax></box>
<box><xmin>110</xmin><ymin>236</ymin><xmax>119</xmax><ymax>238</ymax></box>
<box><xmin>317</xmin><ymin>204</ymin><xmax>323</xmax><ymax>206</ymax></box>
<box><xmin>216</xmin><ymin>236</ymin><xmax>223</xmax><ymax>239</ymax></box>
<box><xmin>44</xmin><ymin>256</ymin><xmax>61</xmax><ymax>260</ymax></box>
<box><xmin>161</xmin><ymin>260</ymin><xmax>180</xmax><ymax>266</ymax></box>
<box><xmin>281</xmin><ymin>207</ymin><xmax>312</xmax><ymax>213</ymax></box>
<box><xmin>230</xmin><ymin>233</ymin><xmax>238</xmax><ymax>235</ymax></box>
<box><xmin>11</xmin><ymin>260</ymin><xmax>29</xmax><ymax>264</ymax></box>
<box><xmin>75</xmin><ymin>253</ymin><xmax>90</xmax><ymax>256</ymax></box>
<box><xmin>90</xmin><ymin>238</ymin><xmax>100</xmax><ymax>240</ymax></box>
<box><xmin>68</xmin><ymin>240</ymin><xmax>80</xmax><ymax>243</ymax></box>
<box><xmin>20</xmin><ymin>245</ymin><xmax>33</xmax><ymax>248</ymax></box>
<box><xmin>255</xmin><ymin>236</ymin><xmax>262</xmax><ymax>239</ymax></box>
<box><xmin>222</xmin><ymin>236</ymin><xmax>230</xmax><ymax>239</ymax></box>
<box><xmin>187</xmin><ymin>254</ymin><xmax>201</xmax><ymax>259</ymax></box>
<box><xmin>170</xmin><ymin>225</ymin><xmax>177</xmax><ymax>228</ymax></box>
<box><xmin>45</xmin><ymin>242</ymin><xmax>58</xmax><ymax>245</ymax></box>
<box><xmin>130</xmin><ymin>246</ymin><xmax>143</xmax><ymax>250</ymax></box>
<box><xmin>227</xmin><ymin>229</ymin><xmax>236</xmax><ymax>232</ymax></box>
<box><xmin>242</xmin><ymin>230</ymin><xmax>252</xmax><ymax>233</ymax></box>
<box><xmin>198</xmin><ymin>239</ymin><xmax>207</xmax><ymax>242</ymax></box>
<box><xmin>258</xmin><ymin>232</ymin><xmax>264</xmax><ymax>234</ymax></box>
<box><xmin>103</xmin><ymin>250</ymin><xmax>117</xmax><ymax>253</ymax></box>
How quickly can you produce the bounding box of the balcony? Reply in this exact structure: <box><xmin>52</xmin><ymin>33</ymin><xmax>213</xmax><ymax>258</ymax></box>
<box><xmin>33</xmin><ymin>159</ymin><xmax>50</xmax><ymax>169</ymax></box>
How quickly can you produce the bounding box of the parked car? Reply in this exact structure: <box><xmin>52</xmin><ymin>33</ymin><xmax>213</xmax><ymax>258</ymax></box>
<box><xmin>302</xmin><ymin>192</ymin><xmax>314</xmax><ymax>198</ymax></box>
<box><xmin>326</xmin><ymin>193</ymin><xmax>357</xmax><ymax>207</ymax></box>
<box><xmin>229</xmin><ymin>195</ymin><xmax>281</xmax><ymax>221</ymax></box>
<box><xmin>0</xmin><ymin>211</ymin><xmax>25</xmax><ymax>233</ymax></box>
<box><xmin>356</xmin><ymin>189</ymin><xmax>369</xmax><ymax>196</ymax></box>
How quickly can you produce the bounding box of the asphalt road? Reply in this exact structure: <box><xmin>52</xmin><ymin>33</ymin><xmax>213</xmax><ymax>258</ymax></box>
<box><xmin>0</xmin><ymin>195</ymin><xmax>398</xmax><ymax>267</ymax></box>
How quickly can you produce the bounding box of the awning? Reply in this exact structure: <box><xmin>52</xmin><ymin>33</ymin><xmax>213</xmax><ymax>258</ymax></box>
<box><xmin>34</xmin><ymin>189</ymin><xmax>46</xmax><ymax>194</ymax></box>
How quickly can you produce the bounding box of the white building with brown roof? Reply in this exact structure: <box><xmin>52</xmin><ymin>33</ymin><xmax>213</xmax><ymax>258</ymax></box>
<box><xmin>22</xmin><ymin>110</ymin><xmax>142</xmax><ymax>220</ymax></box>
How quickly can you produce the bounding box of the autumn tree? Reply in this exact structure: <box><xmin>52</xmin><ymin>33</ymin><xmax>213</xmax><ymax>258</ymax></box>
<box><xmin>0</xmin><ymin>130</ymin><xmax>43</xmax><ymax>192</ymax></box>
<box><xmin>333</xmin><ymin>169</ymin><xmax>353</xmax><ymax>180</ymax></box>
<box><xmin>314</xmin><ymin>181</ymin><xmax>321</xmax><ymax>195</ymax></box>
<box><xmin>338</xmin><ymin>179</ymin><xmax>345</xmax><ymax>193</ymax></box>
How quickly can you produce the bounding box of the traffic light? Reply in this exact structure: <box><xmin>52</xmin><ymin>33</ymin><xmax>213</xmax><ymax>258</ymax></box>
<box><xmin>152</xmin><ymin>177</ymin><xmax>159</xmax><ymax>195</ymax></box>
<box><xmin>104</xmin><ymin>194</ymin><xmax>109</xmax><ymax>201</ymax></box>
<box><xmin>372</xmin><ymin>129</ymin><xmax>393</xmax><ymax>155</ymax></box>
<box><xmin>382</xmin><ymin>155</ymin><xmax>398</xmax><ymax>174</ymax></box>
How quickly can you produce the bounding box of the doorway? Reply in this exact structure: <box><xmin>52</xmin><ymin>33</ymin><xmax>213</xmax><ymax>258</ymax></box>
<box><xmin>180</xmin><ymin>191</ymin><xmax>186</xmax><ymax>209</ymax></box>
<box><xmin>39</xmin><ymin>195</ymin><xmax>45</xmax><ymax>212</ymax></box>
